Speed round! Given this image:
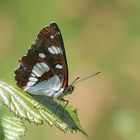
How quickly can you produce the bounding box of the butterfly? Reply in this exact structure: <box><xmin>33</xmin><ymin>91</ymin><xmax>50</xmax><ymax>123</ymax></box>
<box><xmin>14</xmin><ymin>22</ymin><xmax>75</xmax><ymax>99</ymax></box>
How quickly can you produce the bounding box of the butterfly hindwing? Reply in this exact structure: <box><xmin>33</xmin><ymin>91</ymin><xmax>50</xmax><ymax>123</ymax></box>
<box><xmin>15</xmin><ymin>22</ymin><xmax>68</xmax><ymax>96</ymax></box>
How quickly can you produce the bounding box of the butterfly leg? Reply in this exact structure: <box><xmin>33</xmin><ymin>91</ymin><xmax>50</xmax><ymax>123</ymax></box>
<box><xmin>60</xmin><ymin>98</ymin><xmax>69</xmax><ymax>118</ymax></box>
<box><xmin>54</xmin><ymin>98</ymin><xmax>69</xmax><ymax>118</ymax></box>
<box><xmin>54</xmin><ymin>99</ymin><xmax>60</xmax><ymax>117</ymax></box>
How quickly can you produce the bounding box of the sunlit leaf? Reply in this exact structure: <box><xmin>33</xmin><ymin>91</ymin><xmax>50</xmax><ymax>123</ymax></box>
<box><xmin>1</xmin><ymin>115</ymin><xmax>25</xmax><ymax>140</ymax></box>
<box><xmin>0</xmin><ymin>81</ymin><xmax>87</xmax><ymax>135</ymax></box>
<box><xmin>0</xmin><ymin>106</ymin><xmax>25</xmax><ymax>140</ymax></box>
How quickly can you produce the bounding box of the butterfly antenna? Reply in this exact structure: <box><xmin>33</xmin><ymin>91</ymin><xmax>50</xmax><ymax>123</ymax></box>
<box><xmin>72</xmin><ymin>72</ymin><xmax>101</xmax><ymax>85</ymax></box>
<box><xmin>71</xmin><ymin>77</ymin><xmax>80</xmax><ymax>85</ymax></box>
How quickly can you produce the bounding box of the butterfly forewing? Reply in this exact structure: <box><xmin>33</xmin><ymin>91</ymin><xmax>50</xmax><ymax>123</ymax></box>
<box><xmin>15</xmin><ymin>22</ymin><xmax>68</xmax><ymax>96</ymax></box>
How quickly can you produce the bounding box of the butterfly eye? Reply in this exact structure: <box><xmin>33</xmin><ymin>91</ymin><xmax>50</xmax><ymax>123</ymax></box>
<box><xmin>66</xmin><ymin>86</ymin><xmax>74</xmax><ymax>94</ymax></box>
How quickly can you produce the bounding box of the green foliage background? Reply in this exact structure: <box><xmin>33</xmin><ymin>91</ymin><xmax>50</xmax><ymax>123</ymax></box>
<box><xmin>0</xmin><ymin>0</ymin><xmax>140</xmax><ymax>140</ymax></box>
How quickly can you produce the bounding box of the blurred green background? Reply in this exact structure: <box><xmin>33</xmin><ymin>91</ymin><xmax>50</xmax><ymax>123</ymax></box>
<box><xmin>0</xmin><ymin>0</ymin><xmax>140</xmax><ymax>140</ymax></box>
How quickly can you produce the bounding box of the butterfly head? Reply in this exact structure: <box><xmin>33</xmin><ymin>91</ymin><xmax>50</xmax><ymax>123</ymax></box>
<box><xmin>61</xmin><ymin>77</ymin><xmax>79</xmax><ymax>97</ymax></box>
<box><xmin>64</xmin><ymin>85</ymin><xmax>74</xmax><ymax>95</ymax></box>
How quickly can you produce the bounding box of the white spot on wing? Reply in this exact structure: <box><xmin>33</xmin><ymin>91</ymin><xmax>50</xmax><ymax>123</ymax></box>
<box><xmin>32</xmin><ymin>62</ymin><xmax>50</xmax><ymax>79</ymax></box>
<box><xmin>50</xmin><ymin>35</ymin><xmax>54</xmax><ymax>39</ymax></box>
<box><xmin>31</xmin><ymin>73</ymin><xmax>35</xmax><ymax>77</ymax></box>
<box><xmin>35</xmin><ymin>63</ymin><xmax>46</xmax><ymax>73</ymax></box>
<box><xmin>29</xmin><ymin>77</ymin><xmax>38</xmax><ymax>82</ymax></box>
<box><xmin>39</xmin><ymin>53</ymin><xmax>46</xmax><ymax>58</ymax></box>
<box><xmin>56</xmin><ymin>64</ymin><xmax>63</xmax><ymax>69</ymax></box>
<box><xmin>56</xmin><ymin>47</ymin><xmax>61</xmax><ymax>54</ymax></box>
<box><xmin>48</xmin><ymin>46</ymin><xmax>61</xmax><ymax>54</ymax></box>
<box><xmin>51</xmin><ymin>46</ymin><xmax>58</xmax><ymax>54</ymax></box>
<box><xmin>48</xmin><ymin>47</ymin><xmax>55</xmax><ymax>54</ymax></box>
<box><xmin>27</xmin><ymin>81</ymin><xmax>35</xmax><ymax>87</ymax></box>
<box><xmin>34</xmin><ymin>65</ymin><xmax>42</xmax><ymax>73</ymax></box>
<box><xmin>32</xmin><ymin>69</ymin><xmax>41</xmax><ymax>77</ymax></box>
<box><xmin>40</xmin><ymin>62</ymin><xmax>50</xmax><ymax>72</ymax></box>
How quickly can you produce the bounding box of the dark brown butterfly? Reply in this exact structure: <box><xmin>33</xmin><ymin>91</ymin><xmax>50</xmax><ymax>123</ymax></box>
<box><xmin>15</xmin><ymin>22</ymin><xmax>74</xmax><ymax>98</ymax></box>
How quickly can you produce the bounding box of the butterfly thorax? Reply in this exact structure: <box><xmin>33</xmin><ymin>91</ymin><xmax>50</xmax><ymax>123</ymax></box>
<box><xmin>62</xmin><ymin>85</ymin><xmax>74</xmax><ymax>96</ymax></box>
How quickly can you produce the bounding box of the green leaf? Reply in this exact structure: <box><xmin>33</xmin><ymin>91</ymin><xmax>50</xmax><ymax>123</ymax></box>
<box><xmin>1</xmin><ymin>115</ymin><xmax>25</xmax><ymax>140</ymax></box>
<box><xmin>0</xmin><ymin>81</ymin><xmax>87</xmax><ymax>136</ymax></box>
<box><xmin>0</xmin><ymin>105</ymin><xmax>25</xmax><ymax>140</ymax></box>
